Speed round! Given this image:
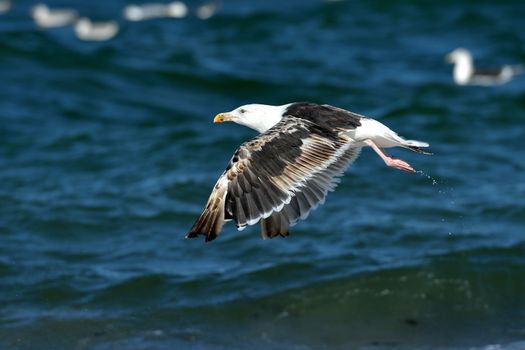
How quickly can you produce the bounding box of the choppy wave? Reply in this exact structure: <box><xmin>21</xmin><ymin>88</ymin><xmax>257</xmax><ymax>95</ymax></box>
<box><xmin>2</xmin><ymin>243</ymin><xmax>525</xmax><ymax>349</ymax></box>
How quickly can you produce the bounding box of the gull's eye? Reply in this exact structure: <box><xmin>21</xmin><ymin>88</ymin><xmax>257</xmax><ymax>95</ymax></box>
<box><xmin>239</xmin><ymin>108</ymin><xmax>246</xmax><ymax>114</ymax></box>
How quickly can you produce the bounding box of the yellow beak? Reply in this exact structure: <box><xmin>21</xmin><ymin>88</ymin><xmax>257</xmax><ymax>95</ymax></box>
<box><xmin>213</xmin><ymin>113</ymin><xmax>233</xmax><ymax>123</ymax></box>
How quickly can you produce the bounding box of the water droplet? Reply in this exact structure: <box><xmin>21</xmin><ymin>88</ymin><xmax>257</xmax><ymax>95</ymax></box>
<box><xmin>416</xmin><ymin>170</ymin><xmax>439</xmax><ymax>185</ymax></box>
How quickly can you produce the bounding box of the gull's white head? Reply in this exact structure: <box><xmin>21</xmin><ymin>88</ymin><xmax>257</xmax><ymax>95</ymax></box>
<box><xmin>31</xmin><ymin>4</ymin><xmax>49</xmax><ymax>17</ymax></box>
<box><xmin>446</xmin><ymin>48</ymin><xmax>472</xmax><ymax>64</ymax></box>
<box><xmin>75</xmin><ymin>17</ymin><xmax>92</xmax><ymax>33</ymax></box>
<box><xmin>213</xmin><ymin>103</ymin><xmax>290</xmax><ymax>133</ymax></box>
<box><xmin>446</xmin><ymin>48</ymin><xmax>474</xmax><ymax>85</ymax></box>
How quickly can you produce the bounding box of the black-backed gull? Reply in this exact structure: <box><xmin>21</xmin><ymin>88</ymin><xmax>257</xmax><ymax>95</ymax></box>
<box><xmin>186</xmin><ymin>102</ymin><xmax>431</xmax><ymax>242</ymax></box>
<box><xmin>446</xmin><ymin>48</ymin><xmax>523</xmax><ymax>86</ymax></box>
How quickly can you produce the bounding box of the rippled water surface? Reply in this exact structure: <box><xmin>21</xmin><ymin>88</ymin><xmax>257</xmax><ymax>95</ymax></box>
<box><xmin>1</xmin><ymin>1</ymin><xmax>525</xmax><ymax>349</ymax></box>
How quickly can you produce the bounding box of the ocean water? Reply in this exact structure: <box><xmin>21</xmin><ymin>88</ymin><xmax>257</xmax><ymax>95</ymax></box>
<box><xmin>1</xmin><ymin>0</ymin><xmax>525</xmax><ymax>349</ymax></box>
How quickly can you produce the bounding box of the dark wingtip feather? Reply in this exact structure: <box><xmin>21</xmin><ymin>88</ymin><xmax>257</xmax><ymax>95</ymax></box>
<box><xmin>185</xmin><ymin>231</ymin><xmax>198</xmax><ymax>239</ymax></box>
<box><xmin>407</xmin><ymin>146</ymin><xmax>433</xmax><ymax>155</ymax></box>
<box><xmin>186</xmin><ymin>180</ymin><xmax>227</xmax><ymax>242</ymax></box>
<box><xmin>185</xmin><ymin>228</ymin><xmax>218</xmax><ymax>242</ymax></box>
<box><xmin>185</xmin><ymin>215</ymin><xmax>221</xmax><ymax>242</ymax></box>
<box><xmin>185</xmin><ymin>226</ymin><xmax>211</xmax><ymax>242</ymax></box>
<box><xmin>260</xmin><ymin>212</ymin><xmax>290</xmax><ymax>239</ymax></box>
<box><xmin>204</xmin><ymin>232</ymin><xmax>218</xmax><ymax>242</ymax></box>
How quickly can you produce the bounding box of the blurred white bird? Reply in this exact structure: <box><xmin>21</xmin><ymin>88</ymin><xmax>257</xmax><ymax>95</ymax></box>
<box><xmin>31</xmin><ymin>3</ymin><xmax>78</xmax><ymax>28</ymax></box>
<box><xmin>446</xmin><ymin>48</ymin><xmax>523</xmax><ymax>86</ymax></box>
<box><xmin>166</xmin><ymin>1</ymin><xmax>188</xmax><ymax>18</ymax></box>
<box><xmin>195</xmin><ymin>1</ymin><xmax>218</xmax><ymax>20</ymax></box>
<box><xmin>0</xmin><ymin>0</ymin><xmax>11</xmax><ymax>14</ymax></box>
<box><xmin>124</xmin><ymin>3</ymin><xmax>167</xmax><ymax>21</ymax></box>
<box><xmin>74</xmin><ymin>17</ymin><xmax>119</xmax><ymax>41</ymax></box>
<box><xmin>123</xmin><ymin>1</ymin><xmax>187</xmax><ymax>21</ymax></box>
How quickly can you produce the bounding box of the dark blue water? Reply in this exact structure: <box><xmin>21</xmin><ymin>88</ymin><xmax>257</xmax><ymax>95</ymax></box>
<box><xmin>1</xmin><ymin>1</ymin><xmax>525</xmax><ymax>349</ymax></box>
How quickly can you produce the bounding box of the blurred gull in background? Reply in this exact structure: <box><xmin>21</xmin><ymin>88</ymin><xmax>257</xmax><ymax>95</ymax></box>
<box><xmin>165</xmin><ymin>1</ymin><xmax>188</xmax><ymax>18</ymax></box>
<box><xmin>446</xmin><ymin>48</ymin><xmax>523</xmax><ymax>86</ymax></box>
<box><xmin>123</xmin><ymin>1</ymin><xmax>187</xmax><ymax>21</ymax></box>
<box><xmin>195</xmin><ymin>1</ymin><xmax>219</xmax><ymax>20</ymax></box>
<box><xmin>31</xmin><ymin>3</ymin><xmax>78</xmax><ymax>28</ymax></box>
<box><xmin>74</xmin><ymin>17</ymin><xmax>119</xmax><ymax>41</ymax></box>
<box><xmin>0</xmin><ymin>0</ymin><xmax>11</xmax><ymax>14</ymax></box>
<box><xmin>124</xmin><ymin>3</ymin><xmax>167</xmax><ymax>21</ymax></box>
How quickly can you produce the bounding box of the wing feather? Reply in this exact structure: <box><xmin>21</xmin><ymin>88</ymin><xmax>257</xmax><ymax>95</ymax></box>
<box><xmin>187</xmin><ymin>115</ymin><xmax>362</xmax><ymax>241</ymax></box>
<box><xmin>277</xmin><ymin>146</ymin><xmax>361</xmax><ymax>228</ymax></box>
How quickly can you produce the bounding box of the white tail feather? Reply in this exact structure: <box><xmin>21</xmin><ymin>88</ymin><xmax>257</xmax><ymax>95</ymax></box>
<box><xmin>353</xmin><ymin>118</ymin><xmax>430</xmax><ymax>149</ymax></box>
<box><xmin>402</xmin><ymin>139</ymin><xmax>429</xmax><ymax>148</ymax></box>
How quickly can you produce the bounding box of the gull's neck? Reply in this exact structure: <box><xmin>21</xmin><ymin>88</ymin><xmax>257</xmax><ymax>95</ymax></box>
<box><xmin>453</xmin><ymin>54</ymin><xmax>474</xmax><ymax>85</ymax></box>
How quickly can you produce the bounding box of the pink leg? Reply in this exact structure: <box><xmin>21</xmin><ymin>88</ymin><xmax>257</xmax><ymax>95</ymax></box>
<box><xmin>364</xmin><ymin>139</ymin><xmax>415</xmax><ymax>173</ymax></box>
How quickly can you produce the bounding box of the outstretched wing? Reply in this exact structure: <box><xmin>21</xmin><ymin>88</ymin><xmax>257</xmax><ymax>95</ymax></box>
<box><xmin>186</xmin><ymin>116</ymin><xmax>361</xmax><ymax>242</ymax></box>
<box><xmin>259</xmin><ymin>145</ymin><xmax>360</xmax><ymax>239</ymax></box>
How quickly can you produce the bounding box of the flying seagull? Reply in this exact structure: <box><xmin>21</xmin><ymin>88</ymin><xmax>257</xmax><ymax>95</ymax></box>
<box><xmin>186</xmin><ymin>102</ymin><xmax>431</xmax><ymax>242</ymax></box>
<box><xmin>446</xmin><ymin>48</ymin><xmax>523</xmax><ymax>86</ymax></box>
